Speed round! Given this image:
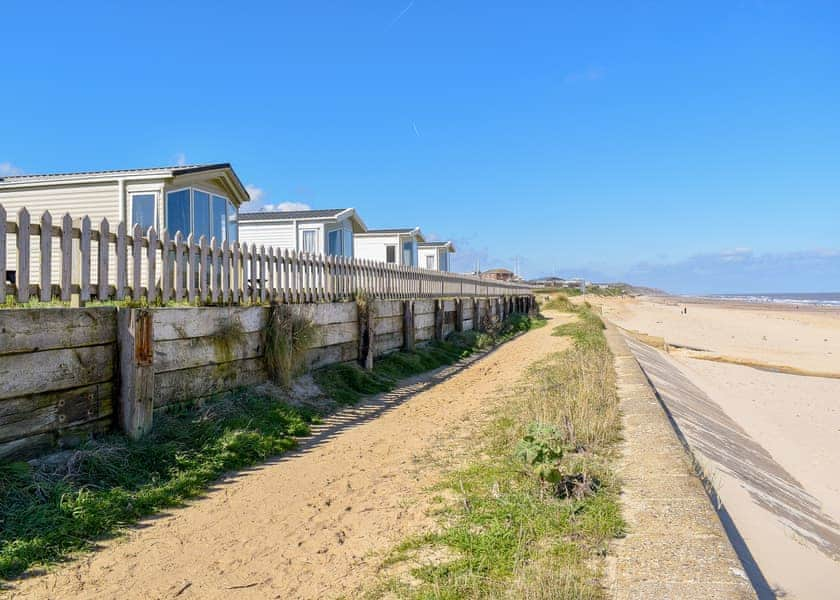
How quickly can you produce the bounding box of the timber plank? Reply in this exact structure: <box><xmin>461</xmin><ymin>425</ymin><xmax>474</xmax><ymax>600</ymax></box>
<box><xmin>0</xmin><ymin>344</ymin><xmax>114</xmax><ymax>400</ymax></box>
<box><xmin>153</xmin><ymin>306</ymin><xmax>268</xmax><ymax>341</ymax></box>
<box><xmin>373</xmin><ymin>315</ymin><xmax>403</xmax><ymax>336</ymax></box>
<box><xmin>306</xmin><ymin>340</ymin><xmax>358</xmax><ymax>369</ymax></box>
<box><xmin>0</xmin><ymin>383</ymin><xmax>113</xmax><ymax>443</ymax></box>
<box><xmin>313</xmin><ymin>321</ymin><xmax>358</xmax><ymax>348</ymax></box>
<box><xmin>153</xmin><ymin>358</ymin><xmax>267</xmax><ymax>407</ymax></box>
<box><xmin>154</xmin><ymin>331</ymin><xmax>264</xmax><ymax>373</ymax></box>
<box><xmin>415</xmin><ymin>325</ymin><xmax>435</xmax><ymax>342</ymax></box>
<box><xmin>371</xmin><ymin>299</ymin><xmax>403</xmax><ymax>318</ymax></box>
<box><xmin>0</xmin><ymin>307</ymin><xmax>116</xmax><ymax>355</ymax></box>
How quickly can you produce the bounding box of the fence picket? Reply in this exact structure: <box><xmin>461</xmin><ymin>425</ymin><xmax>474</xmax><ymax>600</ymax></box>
<box><xmin>187</xmin><ymin>234</ymin><xmax>197</xmax><ymax>303</ymax></box>
<box><xmin>232</xmin><ymin>240</ymin><xmax>240</xmax><ymax>303</ymax></box>
<box><xmin>222</xmin><ymin>239</ymin><xmax>230</xmax><ymax>303</ymax></box>
<box><xmin>210</xmin><ymin>237</ymin><xmax>220</xmax><ymax>304</ymax></box>
<box><xmin>174</xmin><ymin>231</ymin><xmax>185</xmax><ymax>302</ymax></box>
<box><xmin>97</xmin><ymin>217</ymin><xmax>109</xmax><ymax>301</ymax></box>
<box><xmin>147</xmin><ymin>226</ymin><xmax>157</xmax><ymax>304</ymax></box>
<box><xmin>116</xmin><ymin>221</ymin><xmax>126</xmax><ymax>300</ymax></box>
<box><xmin>161</xmin><ymin>229</ymin><xmax>172</xmax><ymax>304</ymax></box>
<box><xmin>199</xmin><ymin>235</ymin><xmax>209</xmax><ymax>303</ymax></box>
<box><xmin>259</xmin><ymin>245</ymin><xmax>267</xmax><ymax>303</ymax></box>
<box><xmin>131</xmin><ymin>224</ymin><xmax>142</xmax><ymax>301</ymax></box>
<box><xmin>80</xmin><ymin>216</ymin><xmax>91</xmax><ymax>303</ymax></box>
<box><xmin>16</xmin><ymin>208</ymin><xmax>31</xmax><ymax>302</ymax></box>
<box><xmin>40</xmin><ymin>211</ymin><xmax>52</xmax><ymax>302</ymax></box>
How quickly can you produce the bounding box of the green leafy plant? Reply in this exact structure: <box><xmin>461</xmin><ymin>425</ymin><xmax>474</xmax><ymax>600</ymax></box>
<box><xmin>515</xmin><ymin>421</ymin><xmax>566</xmax><ymax>484</ymax></box>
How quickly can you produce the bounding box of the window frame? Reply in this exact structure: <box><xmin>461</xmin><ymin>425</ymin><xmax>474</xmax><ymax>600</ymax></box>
<box><xmin>165</xmin><ymin>186</ymin><xmax>236</xmax><ymax>243</ymax></box>
<box><xmin>425</xmin><ymin>254</ymin><xmax>435</xmax><ymax>269</ymax></box>
<box><xmin>385</xmin><ymin>245</ymin><xmax>396</xmax><ymax>264</ymax></box>
<box><xmin>301</xmin><ymin>228</ymin><xmax>318</xmax><ymax>254</ymax></box>
<box><xmin>129</xmin><ymin>191</ymin><xmax>158</xmax><ymax>232</ymax></box>
<box><xmin>402</xmin><ymin>240</ymin><xmax>414</xmax><ymax>266</ymax></box>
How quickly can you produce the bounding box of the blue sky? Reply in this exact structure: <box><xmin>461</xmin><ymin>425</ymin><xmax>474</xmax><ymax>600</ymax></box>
<box><xmin>1</xmin><ymin>1</ymin><xmax>838</xmax><ymax>293</ymax></box>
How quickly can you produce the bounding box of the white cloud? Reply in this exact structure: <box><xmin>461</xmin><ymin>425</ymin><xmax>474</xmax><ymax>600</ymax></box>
<box><xmin>245</xmin><ymin>184</ymin><xmax>265</xmax><ymax>203</ymax></box>
<box><xmin>173</xmin><ymin>152</ymin><xmax>187</xmax><ymax>166</ymax></box>
<box><xmin>263</xmin><ymin>202</ymin><xmax>312</xmax><ymax>212</ymax></box>
<box><xmin>0</xmin><ymin>162</ymin><xmax>23</xmax><ymax>176</ymax></box>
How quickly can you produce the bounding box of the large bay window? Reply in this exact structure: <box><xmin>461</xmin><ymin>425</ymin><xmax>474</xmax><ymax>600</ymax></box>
<box><xmin>327</xmin><ymin>228</ymin><xmax>353</xmax><ymax>257</ymax></box>
<box><xmin>165</xmin><ymin>188</ymin><xmax>238</xmax><ymax>242</ymax></box>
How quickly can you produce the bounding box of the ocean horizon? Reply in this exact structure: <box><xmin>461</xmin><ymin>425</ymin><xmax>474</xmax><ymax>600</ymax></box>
<box><xmin>697</xmin><ymin>292</ymin><xmax>840</xmax><ymax>307</ymax></box>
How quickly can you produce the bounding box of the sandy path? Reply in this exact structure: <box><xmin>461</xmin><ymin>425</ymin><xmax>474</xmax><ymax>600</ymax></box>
<box><xmin>8</xmin><ymin>313</ymin><xmax>572</xmax><ymax>600</ymax></box>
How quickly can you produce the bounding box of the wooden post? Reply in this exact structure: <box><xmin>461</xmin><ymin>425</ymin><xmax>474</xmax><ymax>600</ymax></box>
<box><xmin>117</xmin><ymin>308</ymin><xmax>155</xmax><ymax>439</ymax></box>
<box><xmin>403</xmin><ymin>299</ymin><xmax>415</xmax><ymax>351</ymax></box>
<box><xmin>474</xmin><ymin>298</ymin><xmax>482</xmax><ymax>332</ymax></box>
<box><xmin>434</xmin><ymin>298</ymin><xmax>444</xmax><ymax>341</ymax></box>
<box><xmin>358</xmin><ymin>298</ymin><xmax>375</xmax><ymax>370</ymax></box>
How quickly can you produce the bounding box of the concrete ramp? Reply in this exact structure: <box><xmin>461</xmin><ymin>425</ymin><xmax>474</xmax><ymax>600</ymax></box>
<box><xmin>605</xmin><ymin>323</ymin><xmax>755</xmax><ymax>599</ymax></box>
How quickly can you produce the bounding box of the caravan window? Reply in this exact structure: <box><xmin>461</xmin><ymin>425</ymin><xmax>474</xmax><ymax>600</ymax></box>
<box><xmin>130</xmin><ymin>193</ymin><xmax>156</xmax><ymax>231</ymax></box>
<box><xmin>402</xmin><ymin>241</ymin><xmax>414</xmax><ymax>266</ymax></box>
<box><xmin>166</xmin><ymin>188</ymin><xmax>238</xmax><ymax>242</ymax></box>
<box><xmin>302</xmin><ymin>230</ymin><xmax>317</xmax><ymax>254</ymax></box>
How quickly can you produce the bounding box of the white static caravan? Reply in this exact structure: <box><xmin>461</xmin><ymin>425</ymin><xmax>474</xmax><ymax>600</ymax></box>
<box><xmin>1</xmin><ymin>163</ymin><xmax>250</xmax><ymax>284</ymax></box>
<box><xmin>418</xmin><ymin>241</ymin><xmax>456</xmax><ymax>272</ymax></box>
<box><xmin>237</xmin><ymin>208</ymin><xmax>367</xmax><ymax>257</ymax></box>
<box><xmin>353</xmin><ymin>227</ymin><xmax>425</xmax><ymax>267</ymax></box>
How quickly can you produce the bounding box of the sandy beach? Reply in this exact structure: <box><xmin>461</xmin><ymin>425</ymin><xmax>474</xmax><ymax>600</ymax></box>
<box><xmin>594</xmin><ymin>295</ymin><xmax>840</xmax><ymax>599</ymax></box>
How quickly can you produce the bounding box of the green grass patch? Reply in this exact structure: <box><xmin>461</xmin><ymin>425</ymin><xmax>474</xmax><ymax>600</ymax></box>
<box><xmin>369</xmin><ymin>303</ymin><xmax>623</xmax><ymax>599</ymax></box>
<box><xmin>0</xmin><ymin>391</ymin><xmax>316</xmax><ymax>580</ymax></box>
<box><xmin>552</xmin><ymin>304</ymin><xmax>607</xmax><ymax>352</ymax></box>
<box><xmin>314</xmin><ymin>312</ymin><xmax>539</xmax><ymax>406</ymax></box>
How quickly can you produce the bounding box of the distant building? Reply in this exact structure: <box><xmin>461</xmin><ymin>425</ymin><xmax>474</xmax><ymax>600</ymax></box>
<box><xmin>238</xmin><ymin>207</ymin><xmax>366</xmax><ymax>258</ymax></box>
<box><xmin>417</xmin><ymin>241</ymin><xmax>455</xmax><ymax>272</ymax></box>
<box><xmin>354</xmin><ymin>227</ymin><xmax>424</xmax><ymax>267</ymax></box>
<box><xmin>480</xmin><ymin>268</ymin><xmax>516</xmax><ymax>282</ymax></box>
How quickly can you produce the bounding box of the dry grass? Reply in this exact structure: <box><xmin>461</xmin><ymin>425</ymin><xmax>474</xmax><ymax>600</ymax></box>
<box><xmin>369</xmin><ymin>303</ymin><xmax>623</xmax><ymax>599</ymax></box>
<box><xmin>264</xmin><ymin>305</ymin><xmax>318</xmax><ymax>388</ymax></box>
<box><xmin>516</xmin><ymin>345</ymin><xmax>620</xmax><ymax>452</ymax></box>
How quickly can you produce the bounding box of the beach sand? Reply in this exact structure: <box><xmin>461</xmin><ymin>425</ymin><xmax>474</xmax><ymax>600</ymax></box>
<box><xmin>594</xmin><ymin>295</ymin><xmax>840</xmax><ymax>599</ymax></box>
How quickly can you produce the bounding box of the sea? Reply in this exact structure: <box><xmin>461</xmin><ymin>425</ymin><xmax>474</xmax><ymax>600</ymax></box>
<box><xmin>701</xmin><ymin>293</ymin><xmax>840</xmax><ymax>307</ymax></box>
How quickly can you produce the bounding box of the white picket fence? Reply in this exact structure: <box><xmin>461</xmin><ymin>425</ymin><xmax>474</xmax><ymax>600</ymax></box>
<box><xmin>1</xmin><ymin>205</ymin><xmax>531</xmax><ymax>305</ymax></box>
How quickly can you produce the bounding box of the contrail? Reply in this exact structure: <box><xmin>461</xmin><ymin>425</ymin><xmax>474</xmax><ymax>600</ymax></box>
<box><xmin>386</xmin><ymin>1</ymin><xmax>414</xmax><ymax>30</ymax></box>
<box><xmin>412</xmin><ymin>121</ymin><xmax>421</xmax><ymax>137</ymax></box>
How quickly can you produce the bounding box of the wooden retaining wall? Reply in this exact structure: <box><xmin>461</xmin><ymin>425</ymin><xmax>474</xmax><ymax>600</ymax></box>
<box><xmin>0</xmin><ymin>294</ymin><xmax>535</xmax><ymax>458</ymax></box>
<box><xmin>0</xmin><ymin>307</ymin><xmax>116</xmax><ymax>459</ymax></box>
